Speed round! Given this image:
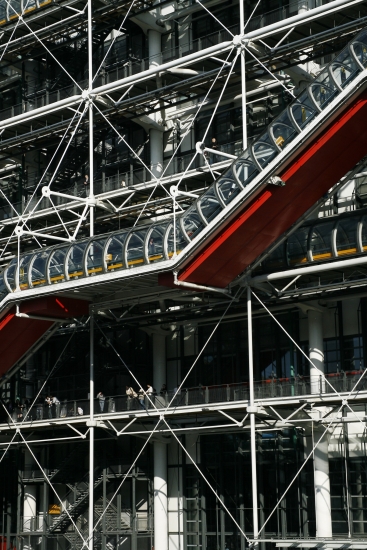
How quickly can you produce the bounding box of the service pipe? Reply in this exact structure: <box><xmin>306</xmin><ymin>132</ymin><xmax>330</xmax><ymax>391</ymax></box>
<box><xmin>250</xmin><ymin>255</ymin><xmax>367</xmax><ymax>284</ymax></box>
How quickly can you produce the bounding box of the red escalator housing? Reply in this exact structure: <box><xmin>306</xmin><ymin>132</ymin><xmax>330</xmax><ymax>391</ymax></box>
<box><xmin>0</xmin><ymin>296</ymin><xmax>89</xmax><ymax>377</ymax></box>
<box><xmin>171</xmin><ymin>89</ymin><xmax>367</xmax><ymax>288</ymax></box>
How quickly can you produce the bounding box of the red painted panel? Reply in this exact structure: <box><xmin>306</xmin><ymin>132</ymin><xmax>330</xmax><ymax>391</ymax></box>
<box><xmin>0</xmin><ymin>296</ymin><xmax>89</xmax><ymax>378</ymax></box>
<box><xmin>175</xmin><ymin>90</ymin><xmax>367</xmax><ymax>288</ymax></box>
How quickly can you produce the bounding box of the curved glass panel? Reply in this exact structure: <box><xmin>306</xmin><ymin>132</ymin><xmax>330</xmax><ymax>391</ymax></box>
<box><xmin>0</xmin><ymin>274</ymin><xmax>8</xmax><ymax>302</ymax></box>
<box><xmin>86</xmin><ymin>238</ymin><xmax>106</xmax><ymax>276</ymax></box>
<box><xmin>126</xmin><ymin>230</ymin><xmax>148</xmax><ymax>267</ymax></box>
<box><xmin>310</xmin><ymin>70</ymin><xmax>340</xmax><ymax>110</ymax></box>
<box><xmin>18</xmin><ymin>254</ymin><xmax>33</xmax><ymax>290</ymax></box>
<box><xmin>309</xmin><ymin>222</ymin><xmax>334</xmax><ymax>261</ymax></box>
<box><xmin>234</xmin><ymin>152</ymin><xmax>260</xmax><ymax>187</ymax></box>
<box><xmin>8</xmin><ymin>1</ymin><xmax>21</xmax><ymax>17</ymax></box>
<box><xmin>198</xmin><ymin>188</ymin><xmax>223</xmax><ymax>223</ymax></box>
<box><xmin>48</xmin><ymin>246</ymin><xmax>68</xmax><ymax>284</ymax></box>
<box><xmin>30</xmin><ymin>250</ymin><xmax>49</xmax><ymax>288</ymax></box>
<box><xmin>252</xmin><ymin>133</ymin><xmax>278</xmax><ymax>168</ymax></box>
<box><xmin>336</xmin><ymin>218</ymin><xmax>359</xmax><ymax>257</ymax></box>
<box><xmin>361</xmin><ymin>216</ymin><xmax>367</xmax><ymax>252</ymax></box>
<box><xmin>270</xmin><ymin>109</ymin><xmax>298</xmax><ymax>149</ymax></box>
<box><xmin>331</xmin><ymin>48</ymin><xmax>360</xmax><ymax>90</ymax></box>
<box><xmin>5</xmin><ymin>259</ymin><xmax>17</xmax><ymax>291</ymax></box>
<box><xmin>24</xmin><ymin>0</ymin><xmax>37</xmax><ymax>11</ymax></box>
<box><xmin>291</xmin><ymin>91</ymin><xmax>318</xmax><ymax>130</ymax></box>
<box><xmin>105</xmin><ymin>232</ymin><xmax>128</xmax><ymax>272</ymax></box>
<box><xmin>0</xmin><ymin>4</ymin><xmax>6</xmax><ymax>20</ymax></box>
<box><xmin>182</xmin><ymin>207</ymin><xmax>205</xmax><ymax>240</ymax></box>
<box><xmin>287</xmin><ymin>226</ymin><xmax>309</xmax><ymax>266</ymax></box>
<box><xmin>216</xmin><ymin>177</ymin><xmax>241</xmax><ymax>205</ymax></box>
<box><xmin>67</xmin><ymin>242</ymin><xmax>88</xmax><ymax>279</ymax></box>
<box><xmin>352</xmin><ymin>32</ymin><xmax>367</xmax><ymax>69</ymax></box>
<box><xmin>167</xmin><ymin>224</ymin><xmax>188</xmax><ymax>258</ymax></box>
<box><xmin>147</xmin><ymin>224</ymin><xmax>168</xmax><ymax>263</ymax></box>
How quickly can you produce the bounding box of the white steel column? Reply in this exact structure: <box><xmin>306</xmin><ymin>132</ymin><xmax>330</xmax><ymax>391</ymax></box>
<box><xmin>88</xmin><ymin>310</ymin><xmax>95</xmax><ymax>550</ymax></box>
<box><xmin>153</xmin><ymin>332</ymin><xmax>168</xmax><ymax>550</ymax></box>
<box><xmin>308</xmin><ymin>310</ymin><xmax>324</xmax><ymax>394</ymax></box>
<box><xmin>149</xmin><ymin>30</ymin><xmax>164</xmax><ymax>179</ymax></box>
<box><xmin>308</xmin><ymin>309</ymin><xmax>332</xmax><ymax>539</ymax></box>
<box><xmin>247</xmin><ymin>287</ymin><xmax>258</xmax><ymax>546</ymax></box>
<box><xmin>23</xmin><ymin>450</ymin><xmax>37</xmax><ymax>549</ymax></box>
<box><xmin>239</xmin><ymin>0</ymin><xmax>247</xmax><ymax>149</ymax></box>
<box><xmin>88</xmin><ymin>0</ymin><xmax>95</xmax><ymax>236</ymax></box>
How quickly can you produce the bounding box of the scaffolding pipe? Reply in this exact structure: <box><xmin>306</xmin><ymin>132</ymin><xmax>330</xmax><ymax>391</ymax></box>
<box><xmin>88</xmin><ymin>309</ymin><xmax>95</xmax><ymax>550</ymax></box>
<box><xmin>88</xmin><ymin>0</ymin><xmax>94</xmax><ymax>237</ymax></box>
<box><xmin>239</xmin><ymin>0</ymin><xmax>247</xmax><ymax>150</ymax></box>
<box><xmin>247</xmin><ymin>287</ymin><xmax>259</xmax><ymax>547</ymax></box>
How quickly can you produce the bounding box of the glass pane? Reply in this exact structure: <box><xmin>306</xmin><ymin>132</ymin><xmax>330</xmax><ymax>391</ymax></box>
<box><xmin>18</xmin><ymin>254</ymin><xmax>33</xmax><ymax>290</ymax></box>
<box><xmin>331</xmin><ymin>48</ymin><xmax>360</xmax><ymax>89</ymax></box>
<box><xmin>270</xmin><ymin>109</ymin><xmax>298</xmax><ymax>148</ymax></box>
<box><xmin>105</xmin><ymin>233</ymin><xmax>127</xmax><ymax>271</ymax></box>
<box><xmin>252</xmin><ymin>133</ymin><xmax>278</xmax><ymax>168</ymax></box>
<box><xmin>352</xmin><ymin>34</ymin><xmax>367</xmax><ymax>69</ymax></box>
<box><xmin>67</xmin><ymin>243</ymin><xmax>88</xmax><ymax>279</ymax></box>
<box><xmin>148</xmin><ymin>224</ymin><xmax>168</xmax><ymax>263</ymax></box>
<box><xmin>234</xmin><ymin>152</ymin><xmax>259</xmax><ymax>186</ymax></box>
<box><xmin>287</xmin><ymin>226</ymin><xmax>309</xmax><ymax>266</ymax></box>
<box><xmin>291</xmin><ymin>93</ymin><xmax>317</xmax><ymax>130</ymax></box>
<box><xmin>30</xmin><ymin>250</ymin><xmax>49</xmax><ymax>288</ymax></box>
<box><xmin>8</xmin><ymin>0</ymin><xmax>20</xmax><ymax>17</ymax></box>
<box><xmin>216</xmin><ymin>177</ymin><xmax>240</xmax><ymax>204</ymax></box>
<box><xmin>0</xmin><ymin>274</ymin><xmax>8</xmax><ymax>302</ymax></box>
<box><xmin>309</xmin><ymin>222</ymin><xmax>334</xmax><ymax>261</ymax></box>
<box><xmin>336</xmin><ymin>218</ymin><xmax>358</xmax><ymax>257</ymax></box>
<box><xmin>182</xmin><ymin>207</ymin><xmax>205</xmax><ymax>240</ymax></box>
<box><xmin>310</xmin><ymin>70</ymin><xmax>339</xmax><ymax>110</ymax></box>
<box><xmin>86</xmin><ymin>239</ymin><xmax>105</xmax><ymax>275</ymax></box>
<box><xmin>48</xmin><ymin>247</ymin><xmax>68</xmax><ymax>284</ymax></box>
<box><xmin>198</xmin><ymin>188</ymin><xmax>223</xmax><ymax>223</ymax></box>
<box><xmin>126</xmin><ymin>230</ymin><xmax>147</xmax><ymax>267</ymax></box>
<box><xmin>5</xmin><ymin>259</ymin><xmax>17</xmax><ymax>291</ymax></box>
<box><xmin>167</xmin><ymin>225</ymin><xmax>188</xmax><ymax>257</ymax></box>
<box><xmin>361</xmin><ymin>217</ymin><xmax>367</xmax><ymax>252</ymax></box>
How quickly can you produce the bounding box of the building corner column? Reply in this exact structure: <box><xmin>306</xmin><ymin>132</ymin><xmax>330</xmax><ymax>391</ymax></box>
<box><xmin>153</xmin><ymin>332</ymin><xmax>168</xmax><ymax>550</ymax></box>
<box><xmin>307</xmin><ymin>308</ymin><xmax>332</xmax><ymax>539</ymax></box>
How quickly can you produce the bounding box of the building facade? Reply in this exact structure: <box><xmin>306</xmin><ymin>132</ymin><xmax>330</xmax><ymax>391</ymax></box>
<box><xmin>0</xmin><ymin>1</ymin><xmax>367</xmax><ymax>550</ymax></box>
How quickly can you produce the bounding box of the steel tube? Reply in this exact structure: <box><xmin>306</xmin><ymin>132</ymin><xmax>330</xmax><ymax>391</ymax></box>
<box><xmin>88</xmin><ymin>308</ymin><xmax>94</xmax><ymax>550</ymax></box>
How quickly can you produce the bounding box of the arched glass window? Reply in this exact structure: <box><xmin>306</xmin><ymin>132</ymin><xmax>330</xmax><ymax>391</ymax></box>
<box><xmin>48</xmin><ymin>246</ymin><xmax>68</xmax><ymax>284</ymax></box>
<box><xmin>234</xmin><ymin>151</ymin><xmax>260</xmax><ymax>187</ymax></box>
<box><xmin>125</xmin><ymin>230</ymin><xmax>148</xmax><ymax>268</ymax></box>
<box><xmin>18</xmin><ymin>254</ymin><xmax>33</xmax><ymax>290</ymax></box>
<box><xmin>105</xmin><ymin>232</ymin><xmax>128</xmax><ymax>272</ymax></box>
<box><xmin>360</xmin><ymin>216</ymin><xmax>367</xmax><ymax>252</ymax></box>
<box><xmin>30</xmin><ymin>250</ymin><xmax>49</xmax><ymax>288</ymax></box>
<box><xmin>309</xmin><ymin>222</ymin><xmax>334</xmax><ymax>261</ymax></box>
<box><xmin>166</xmin><ymin>224</ymin><xmax>188</xmax><ymax>258</ymax></box>
<box><xmin>86</xmin><ymin>238</ymin><xmax>106</xmax><ymax>276</ymax></box>
<box><xmin>336</xmin><ymin>217</ymin><xmax>359</xmax><ymax>257</ymax></box>
<box><xmin>198</xmin><ymin>187</ymin><xmax>224</xmax><ymax>223</ymax></box>
<box><xmin>291</xmin><ymin>91</ymin><xmax>318</xmax><ymax>130</ymax></box>
<box><xmin>216</xmin><ymin>177</ymin><xmax>241</xmax><ymax>204</ymax></box>
<box><xmin>147</xmin><ymin>224</ymin><xmax>169</xmax><ymax>263</ymax></box>
<box><xmin>331</xmin><ymin>47</ymin><xmax>360</xmax><ymax>90</ymax></box>
<box><xmin>66</xmin><ymin>242</ymin><xmax>88</xmax><ymax>279</ymax></box>
<box><xmin>310</xmin><ymin>70</ymin><xmax>340</xmax><ymax>110</ymax></box>
<box><xmin>352</xmin><ymin>31</ymin><xmax>367</xmax><ymax>69</ymax></box>
<box><xmin>4</xmin><ymin>259</ymin><xmax>17</xmax><ymax>291</ymax></box>
<box><xmin>7</xmin><ymin>0</ymin><xmax>21</xmax><ymax>18</ymax></box>
<box><xmin>270</xmin><ymin>110</ymin><xmax>298</xmax><ymax>149</ymax></box>
<box><xmin>0</xmin><ymin>274</ymin><xmax>8</xmax><ymax>302</ymax></box>
<box><xmin>252</xmin><ymin>132</ymin><xmax>278</xmax><ymax>168</ymax></box>
<box><xmin>181</xmin><ymin>206</ymin><xmax>206</xmax><ymax>241</ymax></box>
